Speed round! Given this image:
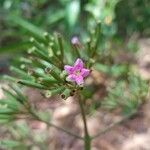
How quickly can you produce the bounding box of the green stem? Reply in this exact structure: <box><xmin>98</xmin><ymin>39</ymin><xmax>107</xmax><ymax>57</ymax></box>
<box><xmin>73</xmin><ymin>45</ymin><xmax>81</xmax><ymax>58</ymax></box>
<box><xmin>78</xmin><ymin>96</ymin><xmax>91</xmax><ymax>150</ymax></box>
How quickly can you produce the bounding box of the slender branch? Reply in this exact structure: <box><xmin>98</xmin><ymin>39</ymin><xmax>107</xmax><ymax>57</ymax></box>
<box><xmin>73</xmin><ymin>46</ymin><xmax>81</xmax><ymax>58</ymax></box>
<box><xmin>91</xmin><ymin>111</ymin><xmax>137</xmax><ymax>139</ymax></box>
<box><xmin>78</xmin><ymin>97</ymin><xmax>89</xmax><ymax>137</ymax></box>
<box><xmin>78</xmin><ymin>95</ymin><xmax>91</xmax><ymax>150</ymax></box>
<box><xmin>29</xmin><ymin>108</ymin><xmax>83</xmax><ymax>140</ymax></box>
<box><xmin>91</xmin><ymin>22</ymin><xmax>101</xmax><ymax>58</ymax></box>
<box><xmin>57</xmin><ymin>34</ymin><xmax>64</xmax><ymax>65</ymax></box>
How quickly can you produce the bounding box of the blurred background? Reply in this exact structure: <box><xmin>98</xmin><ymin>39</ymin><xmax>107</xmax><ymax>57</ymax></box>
<box><xmin>0</xmin><ymin>0</ymin><xmax>150</xmax><ymax>73</ymax></box>
<box><xmin>0</xmin><ymin>0</ymin><xmax>150</xmax><ymax>150</ymax></box>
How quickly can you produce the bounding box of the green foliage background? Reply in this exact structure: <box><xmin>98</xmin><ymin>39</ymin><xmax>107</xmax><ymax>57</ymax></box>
<box><xmin>0</xmin><ymin>0</ymin><xmax>149</xmax><ymax>149</ymax></box>
<box><xmin>0</xmin><ymin>0</ymin><xmax>149</xmax><ymax>54</ymax></box>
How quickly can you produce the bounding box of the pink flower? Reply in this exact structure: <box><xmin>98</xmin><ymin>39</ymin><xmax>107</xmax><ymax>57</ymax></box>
<box><xmin>64</xmin><ymin>58</ymin><xmax>90</xmax><ymax>85</ymax></box>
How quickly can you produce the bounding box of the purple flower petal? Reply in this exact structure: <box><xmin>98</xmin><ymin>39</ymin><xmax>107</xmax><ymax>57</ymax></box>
<box><xmin>64</xmin><ymin>65</ymin><xmax>74</xmax><ymax>74</ymax></box>
<box><xmin>64</xmin><ymin>58</ymin><xmax>90</xmax><ymax>85</ymax></box>
<box><xmin>74</xmin><ymin>58</ymin><xmax>83</xmax><ymax>70</ymax></box>
<box><xmin>75</xmin><ymin>76</ymin><xmax>84</xmax><ymax>85</ymax></box>
<box><xmin>66</xmin><ymin>74</ymin><xmax>76</xmax><ymax>82</ymax></box>
<box><xmin>81</xmin><ymin>68</ymin><xmax>90</xmax><ymax>77</ymax></box>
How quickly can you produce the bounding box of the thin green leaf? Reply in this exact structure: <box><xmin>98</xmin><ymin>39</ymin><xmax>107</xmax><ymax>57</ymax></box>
<box><xmin>0</xmin><ymin>41</ymin><xmax>31</xmax><ymax>54</ymax></box>
<box><xmin>18</xmin><ymin>80</ymin><xmax>47</xmax><ymax>89</ymax></box>
<box><xmin>10</xmin><ymin>66</ymin><xmax>34</xmax><ymax>81</ymax></box>
<box><xmin>66</xmin><ymin>0</ymin><xmax>80</xmax><ymax>29</ymax></box>
<box><xmin>7</xmin><ymin>15</ymin><xmax>45</xmax><ymax>42</ymax></box>
<box><xmin>0</xmin><ymin>140</ymin><xmax>22</xmax><ymax>148</ymax></box>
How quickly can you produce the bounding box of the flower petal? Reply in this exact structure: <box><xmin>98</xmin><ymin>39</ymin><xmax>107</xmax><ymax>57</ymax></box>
<box><xmin>81</xmin><ymin>68</ymin><xmax>90</xmax><ymax>77</ymax></box>
<box><xmin>74</xmin><ymin>58</ymin><xmax>83</xmax><ymax>70</ymax></box>
<box><xmin>75</xmin><ymin>75</ymin><xmax>84</xmax><ymax>85</ymax></box>
<box><xmin>66</xmin><ymin>74</ymin><xmax>76</xmax><ymax>82</ymax></box>
<box><xmin>64</xmin><ymin>65</ymin><xmax>74</xmax><ymax>74</ymax></box>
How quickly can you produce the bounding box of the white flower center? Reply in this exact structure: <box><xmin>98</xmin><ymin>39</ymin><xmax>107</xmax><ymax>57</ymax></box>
<box><xmin>75</xmin><ymin>70</ymin><xmax>80</xmax><ymax>76</ymax></box>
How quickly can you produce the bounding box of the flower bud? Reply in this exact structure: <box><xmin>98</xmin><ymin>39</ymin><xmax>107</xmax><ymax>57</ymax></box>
<box><xmin>71</xmin><ymin>36</ymin><xmax>80</xmax><ymax>46</ymax></box>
